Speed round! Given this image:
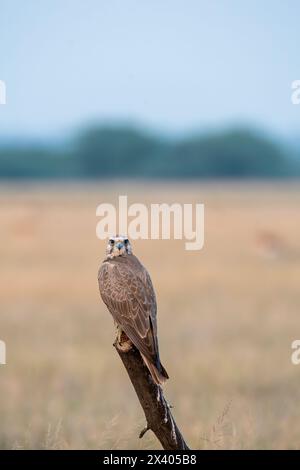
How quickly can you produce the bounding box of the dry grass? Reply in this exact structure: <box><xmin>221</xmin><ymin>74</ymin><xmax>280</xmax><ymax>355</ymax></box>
<box><xmin>1</xmin><ymin>181</ymin><xmax>300</xmax><ymax>449</ymax></box>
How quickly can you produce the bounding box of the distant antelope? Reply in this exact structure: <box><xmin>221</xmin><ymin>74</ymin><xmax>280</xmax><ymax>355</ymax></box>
<box><xmin>255</xmin><ymin>230</ymin><xmax>287</xmax><ymax>260</ymax></box>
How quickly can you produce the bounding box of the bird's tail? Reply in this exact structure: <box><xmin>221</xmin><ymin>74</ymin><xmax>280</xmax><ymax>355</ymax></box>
<box><xmin>141</xmin><ymin>353</ymin><xmax>169</xmax><ymax>386</ymax></box>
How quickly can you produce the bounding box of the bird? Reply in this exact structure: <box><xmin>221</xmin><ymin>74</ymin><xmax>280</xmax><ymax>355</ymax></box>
<box><xmin>98</xmin><ymin>235</ymin><xmax>169</xmax><ymax>386</ymax></box>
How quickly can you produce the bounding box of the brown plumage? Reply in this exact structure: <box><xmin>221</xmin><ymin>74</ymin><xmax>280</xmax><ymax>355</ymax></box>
<box><xmin>98</xmin><ymin>236</ymin><xmax>168</xmax><ymax>386</ymax></box>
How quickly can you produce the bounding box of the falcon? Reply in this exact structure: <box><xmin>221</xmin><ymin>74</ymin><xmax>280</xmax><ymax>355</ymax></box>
<box><xmin>98</xmin><ymin>235</ymin><xmax>169</xmax><ymax>386</ymax></box>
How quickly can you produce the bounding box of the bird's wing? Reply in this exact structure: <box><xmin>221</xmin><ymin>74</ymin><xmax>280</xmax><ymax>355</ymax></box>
<box><xmin>98</xmin><ymin>261</ymin><xmax>159</xmax><ymax>363</ymax></box>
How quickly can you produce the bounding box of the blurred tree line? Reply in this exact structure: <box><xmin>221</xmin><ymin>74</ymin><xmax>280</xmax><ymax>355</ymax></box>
<box><xmin>0</xmin><ymin>125</ymin><xmax>299</xmax><ymax>179</ymax></box>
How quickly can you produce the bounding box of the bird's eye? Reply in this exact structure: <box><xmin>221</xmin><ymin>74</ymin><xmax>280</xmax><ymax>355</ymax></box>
<box><xmin>109</xmin><ymin>239</ymin><xmax>115</xmax><ymax>245</ymax></box>
<box><xmin>124</xmin><ymin>239</ymin><xmax>129</xmax><ymax>244</ymax></box>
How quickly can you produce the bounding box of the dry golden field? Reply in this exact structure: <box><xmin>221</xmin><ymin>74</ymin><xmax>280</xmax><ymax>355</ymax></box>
<box><xmin>1</xmin><ymin>182</ymin><xmax>300</xmax><ymax>449</ymax></box>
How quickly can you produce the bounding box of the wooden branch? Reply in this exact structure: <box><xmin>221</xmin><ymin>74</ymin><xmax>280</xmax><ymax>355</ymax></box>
<box><xmin>114</xmin><ymin>335</ymin><xmax>190</xmax><ymax>450</ymax></box>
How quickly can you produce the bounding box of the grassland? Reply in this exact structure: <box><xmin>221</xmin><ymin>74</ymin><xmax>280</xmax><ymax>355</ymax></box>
<box><xmin>1</xmin><ymin>182</ymin><xmax>300</xmax><ymax>449</ymax></box>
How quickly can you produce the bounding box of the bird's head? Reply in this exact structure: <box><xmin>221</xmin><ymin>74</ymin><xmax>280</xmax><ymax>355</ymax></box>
<box><xmin>106</xmin><ymin>235</ymin><xmax>132</xmax><ymax>258</ymax></box>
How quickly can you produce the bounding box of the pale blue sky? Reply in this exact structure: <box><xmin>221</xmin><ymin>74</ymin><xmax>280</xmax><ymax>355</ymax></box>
<box><xmin>0</xmin><ymin>0</ymin><xmax>299</xmax><ymax>139</ymax></box>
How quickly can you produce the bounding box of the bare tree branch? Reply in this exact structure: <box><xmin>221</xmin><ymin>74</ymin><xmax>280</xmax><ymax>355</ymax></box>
<box><xmin>114</xmin><ymin>335</ymin><xmax>190</xmax><ymax>450</ymax></box>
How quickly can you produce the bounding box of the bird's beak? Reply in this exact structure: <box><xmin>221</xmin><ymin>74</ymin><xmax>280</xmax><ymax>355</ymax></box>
<box><xmin>116</xmin><ymin>242</ymin><xmax>124</xmax><ymax>250</ymax></box>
